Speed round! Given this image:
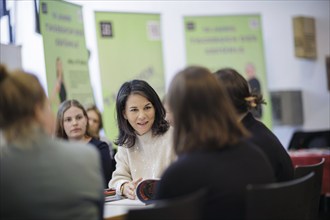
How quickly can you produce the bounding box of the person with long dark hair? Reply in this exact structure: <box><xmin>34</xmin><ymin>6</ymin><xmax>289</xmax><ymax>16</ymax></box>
<box><xmin>156</xmin><ymin>66</ymin><xmax>275</xmax><ymax>220</ymax></box>
<box><xmin>214</xmin><ymin>67</ymin><xmax>293</xmax><ymax>182</ymax></box>
<box><xmin>109</xmin><ymin>79</ymin><xmax>176</xmax><ymax>199</ymax></box>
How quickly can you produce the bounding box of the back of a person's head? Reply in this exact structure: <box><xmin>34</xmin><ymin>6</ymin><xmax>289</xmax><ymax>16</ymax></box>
<box><xmin>0</xmin><ymin>64</ymin><xmax>47</xmax><ymax>144</ymax></box>
<box><xmin>168</xmin><ymin>66</ymin><xmax>249</xmax><ymax>155</ymax></box>
<box><xmin>56</xmin><ymin>99</ymin><xmax>90</xmax><ymax>139</ymax></box>
<box><xmin>214</xmin><ymin>68</ymin><xmax>265</xmax><ymax>114</ymax></box>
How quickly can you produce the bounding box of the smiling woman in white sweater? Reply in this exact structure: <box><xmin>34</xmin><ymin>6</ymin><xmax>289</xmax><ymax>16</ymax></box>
<box><xmin>109</xmin><ymin>79</ymin><xmax>176</xmax><ymax>199</ymax></box>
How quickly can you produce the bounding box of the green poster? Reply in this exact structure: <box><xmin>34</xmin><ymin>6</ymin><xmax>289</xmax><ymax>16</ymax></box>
<box><xmin>184</xmin><ymin>15</ymin><xmax>272</xmax><ymax>128</ymax></box>
<box><xmin>95</xmin><ymin>12</ymin><xmax>165</xmax><ymax>143</ymax></box>
<box><xmin>40</xmin><ymin>0</ymin><xmax>94</xmax><ymax>112</ymax></box>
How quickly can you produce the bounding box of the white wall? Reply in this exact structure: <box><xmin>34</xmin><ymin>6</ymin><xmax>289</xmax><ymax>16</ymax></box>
<box><xmin>1</xmin><ymin>0</ymin><xmax>329</xmax><ymax>148</ymax></box>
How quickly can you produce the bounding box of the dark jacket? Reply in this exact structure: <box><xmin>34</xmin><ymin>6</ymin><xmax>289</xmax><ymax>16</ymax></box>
<box><xmin>242</xmin><ymin>112</ymin><xmax>294</xmax><ymax>182</ymax></box>
<box><xmin>89</xmin><ymin>138</ymin><xmax>114</xmax><ymax>188</ymax></box>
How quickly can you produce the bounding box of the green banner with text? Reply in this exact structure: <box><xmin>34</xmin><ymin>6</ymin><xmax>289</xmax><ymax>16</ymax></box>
<box><xmin>95</xmin><ymin>12</ymin><xmax>165</xmax><ymax>143</ymax></box>
<box><xmin>40</xmin><ymin>0</ymin><xmax>94</xmax><ymax>112</ymax></box>
<box><xmin>184</xmin><ymin>14</ymin><xmax>272</xmax><ymax>128</ymax></box>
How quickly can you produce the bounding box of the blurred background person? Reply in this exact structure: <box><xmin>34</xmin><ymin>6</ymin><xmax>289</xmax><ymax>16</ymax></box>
<box><xmin>0</xmin><ymin>64</ymin><xmax>104</xmax><ymax>220</ymax></box>
<box><xmin>156</xmin><ymin>66</ymin><xmax>275</xmax><ymax>220</ymax></box>
<box><xmin>56</xmin><ymin>99</ymin><xmax>114</xmax><ymax>188</ymax></box>
<box><xmin>214</xmin><ymin>67</ymin><xmax>293</xmax><ymax>182</ymax></box>
<box><xmin>50</xmin><ymin>57</ymin><xmax>67</xmax><ymax>106</ymax></box>
<box><xmin>109</xmin><ymin>79</ymin><xmax>176</xmax><ymax>199</ymax></box>
<box><xmin>244</xmin><ymin>62</ymin><xmax>262</xmax><ymax>118</ymax></box>
<box><xmin>86</xmin><ymin>105</ymin><xmax>116</xmax><ymax>160</ymax></box>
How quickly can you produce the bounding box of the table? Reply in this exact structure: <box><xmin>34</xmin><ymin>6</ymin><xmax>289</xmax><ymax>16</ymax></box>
<box><xmin>289</xmin><ymin>149</ymin><xmax>330</xmax><ymax>196</ymax></box>
<box><xmin>103</xmin><ymin>198</ymin><xmax>153</xmax><ymax>220</ymax></box>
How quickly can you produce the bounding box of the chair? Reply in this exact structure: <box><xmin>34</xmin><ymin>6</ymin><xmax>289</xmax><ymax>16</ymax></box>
<box><xmin>125</xmin><ymin>188</ymin><xmax>207</xmax><ymax>220</ymax></box>
<box><xmin>294</xmin><ymin>157</ymin><xmax>325</xmax><ymax>189</ymax></box>
<box><xmin>288</xmin><ymin>130</ymin><xmax>330</xmax><ymax>150</ymax></box>
<box><xmin>245</xmin><ymin>172</ymin><xmax>315</xmax><ymax>220</ymax></box>
<box><xmin>294</xmin><ymin>157</ymin><xmax>325</xmax><ymax>220</ymax></box>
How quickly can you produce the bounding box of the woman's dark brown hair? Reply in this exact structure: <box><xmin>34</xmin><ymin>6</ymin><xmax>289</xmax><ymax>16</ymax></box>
<box><xmin>214</xmin><ymin>68</ymin><xmax>266</xmax><ymax>114</ymax></box>
<box><xmin>115</xmin><ymin>79</ymin><xmax>169</xmax><ymax>148</ymax></box>
<box><xmin>167</xmin><ymin>66</ymin><xmax>249</xmax><ymax>155</ymax></box>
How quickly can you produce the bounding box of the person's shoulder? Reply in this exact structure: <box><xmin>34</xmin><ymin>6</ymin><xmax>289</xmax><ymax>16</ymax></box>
<box><xmin>89</xmin><ymin>137</ymin><xmax>109</xmax><ymax>147</ymax></box>
<box><xmin>50</xmin><ymin>138</ymin><xmax>103</xmax><ymax>186</ymax></box>
<box><xmin>243</xmin><ymin>113</ymin><xmax>273</xmax><ymax>135</ymax></box>
<box><xmin>100</xmin><ymin>136</ymin><xmax>114</xmax><ymax>149</ymax></box>
<box><xmin>245</xmin><ymin>115</ymin><xmax>283</xmax><ymax>144</ymax></box>
<box><xmin>163</xmin><ymin>126</ymin><xmax>174</xmax><ymax>138</ymax></box>
<box><xmin>226</xmin><ymin>139</ymin><xmax>267</xmax><ymax>163</ymax></box>
<box><xmin>153</xmin><ymin>126</ymin><xmax>173</xmax><ymax>146</ymax></box>
<box><xmin>89</xmin><ymin>137</ymin><xmax>101</xmax><ymax>145</ymax></box>
<box><xmin>237</xmin><ymin>139</ymin><xmax>275</xmax><ymax>176</ymax></box>
<box><xmin>51</xmin><ymin>137</ymin><xmax>99</xmax><ymax>158</ymax></box>
<box><xmin>100</xmin><ymin>135</ymin><xmax>111</xmax><ymax>144</ymax></box>
<box><xmin>238</xmin><ymin>139</ymin><xmax>265</xmax><ymax>154</ymax></box>
<box><xmin>160</xmin><ymin>154</ymin><xmax>193</xmax><ymax>178</ymax></box>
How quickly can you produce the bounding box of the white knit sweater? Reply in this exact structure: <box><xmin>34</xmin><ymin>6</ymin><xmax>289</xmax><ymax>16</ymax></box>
<box><xmin>109</xmin><ymin>127</ymin><xmax>177</xmax><ymax>195</ymax></box>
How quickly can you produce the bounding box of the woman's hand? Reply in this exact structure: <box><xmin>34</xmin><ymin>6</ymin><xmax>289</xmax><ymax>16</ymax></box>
<box><xmin>122</xmin><ymin>177</ymin><xmax>143</xmax><ymax>200</ymax></box>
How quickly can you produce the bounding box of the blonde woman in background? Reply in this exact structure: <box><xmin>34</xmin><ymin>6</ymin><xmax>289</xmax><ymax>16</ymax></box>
<box><xmin>86</xmin><ymin>104</ymin><xmax>115</xmax><ymax>159</ymax></box>
<box><xmin>55</xmin><ymin>99</ymin><xmax>114</xmax><ymax>188</ymax></box>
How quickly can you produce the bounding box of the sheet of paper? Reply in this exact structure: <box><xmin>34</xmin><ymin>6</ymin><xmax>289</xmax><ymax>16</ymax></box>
<box><xmin>107</xmin><ymin>198</ymin><xmax>146</xmax><ymax>206</ymax></box>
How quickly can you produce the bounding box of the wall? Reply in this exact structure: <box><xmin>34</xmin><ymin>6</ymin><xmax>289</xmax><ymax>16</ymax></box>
<box><xmin>0</xmin><ymin>43</ymin><xmax>22</xmax><ymax>70</ymax></box>
<box><xmin>1</xmin><ymin>0</ymin><xmax>329</xmax><ymax>148</ymax></box>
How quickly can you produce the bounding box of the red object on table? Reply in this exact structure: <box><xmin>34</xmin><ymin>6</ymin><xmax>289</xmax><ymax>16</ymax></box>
<box><xmin>289</xmin><ymin>149</ymin><xmax>330</xmax><ymax>196</ymax></box>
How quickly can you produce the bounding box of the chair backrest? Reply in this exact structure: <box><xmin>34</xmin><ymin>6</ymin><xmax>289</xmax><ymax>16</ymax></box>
<box><xmin>294</xmin><ymin>157</ymin><xmax>325</xmax><ymax>188</ymax></box>
<box><xmin>245</xmin><ymin>172</ymin><xmax>315</xmax><ymax>220</ymax></box>
<box><xmin>126</xmin><ymin>188</ymin><xmax>207</xmax><ymax>220</ymax></box>
<box><xmin>294</xmin><ymin>157</ymin><xmax>325</xmax><ymax>220</ymax></box>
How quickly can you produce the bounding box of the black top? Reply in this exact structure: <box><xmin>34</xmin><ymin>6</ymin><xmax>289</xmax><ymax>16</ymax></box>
<box><xmin>242</xmin><ymin>112</ymin><xmax>294</xmax><ymax>181</ymax></box>
<box><xmin>89</xmin><ymin>138</ymin><xmax>114</xmax><ymax>188</ymax></box>
<box><xmin>156</xmin><ymin>141</ymin><xmax>275</xmax><ymax>220</ymax></box>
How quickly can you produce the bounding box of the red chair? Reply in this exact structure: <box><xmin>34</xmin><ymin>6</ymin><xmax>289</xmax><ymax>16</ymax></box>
<box><xmin>294</xmin><ymin>158</ymin><xmax>325</xmax><ymax>219</ymax></box>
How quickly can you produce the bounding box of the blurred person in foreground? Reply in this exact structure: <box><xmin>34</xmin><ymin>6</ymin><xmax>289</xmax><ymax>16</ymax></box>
<box><xmin>214</xmin><ymin>67</ymin><xmax>293</xmax><ymax>182</ymax></box>
<box><xmin>0</xmin><ymin>64</ymin><xmax>104</xmax><ymax>220</ymax></box>
<box><xmin>156</xmin><ymin>66</ymin><xmax>275</xmax><ymax>220</ymax></box>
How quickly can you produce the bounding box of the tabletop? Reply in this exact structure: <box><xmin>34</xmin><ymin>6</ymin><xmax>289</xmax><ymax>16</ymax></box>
<box><xmin>103</xmin><ymin>198</ymin><xmax>153</xmax><ymax>220</ymax></box>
